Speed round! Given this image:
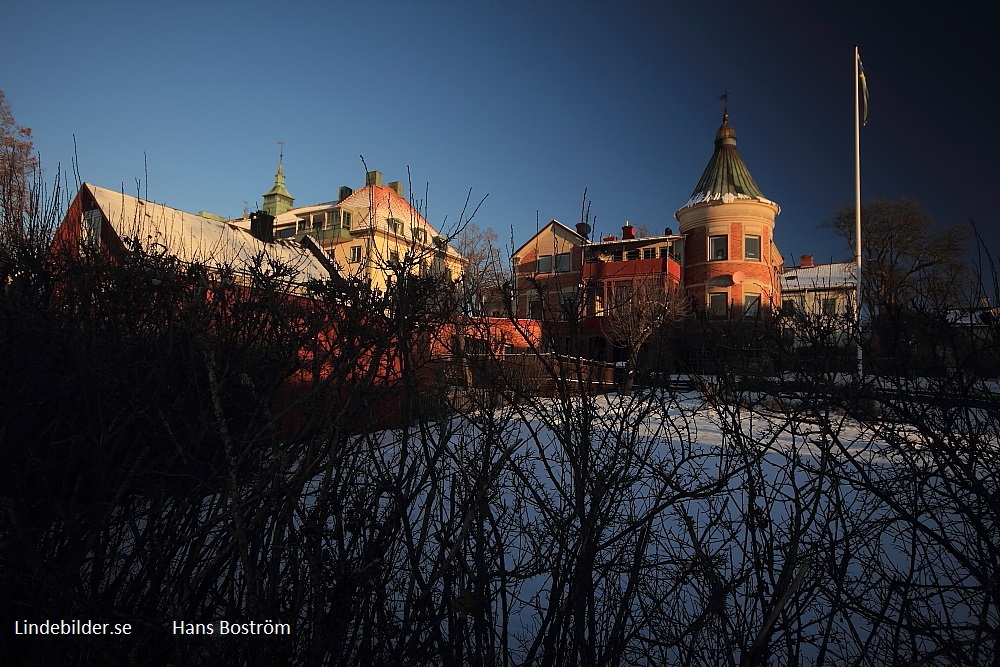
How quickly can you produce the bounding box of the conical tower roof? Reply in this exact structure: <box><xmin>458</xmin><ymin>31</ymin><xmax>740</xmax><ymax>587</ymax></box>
<box><xmin>678</xmin><ymin>113</ymin><xmax>775</xmax><ymax>210</ymax></box>
<box><xmin>263</xmin><ymin>154</ymin><xmax>292</xmax><ymax>200</ymax></box>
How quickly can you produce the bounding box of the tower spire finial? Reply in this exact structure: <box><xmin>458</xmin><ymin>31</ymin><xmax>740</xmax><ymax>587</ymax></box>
<box><xmin>718</xmin><ymin>90</ymin><xmax>730</xmax><ymax>121</ymax></box>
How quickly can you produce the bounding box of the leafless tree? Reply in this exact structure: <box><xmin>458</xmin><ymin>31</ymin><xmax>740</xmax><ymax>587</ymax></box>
<box><xmin>601</xmin><ymin>276</ymin><xmax>689</xmax><ymax>392</ymax></box>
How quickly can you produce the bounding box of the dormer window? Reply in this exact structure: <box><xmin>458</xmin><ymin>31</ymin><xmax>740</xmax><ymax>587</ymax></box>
<box><xmin>387</xmin><ymin>217</ymin><xmax>404</xmax><ymax>235</ymax></box>
<box><xmin>411</xmin><ymin>227</ymin><xmax>427</xmax><ymax>243</ymax></box>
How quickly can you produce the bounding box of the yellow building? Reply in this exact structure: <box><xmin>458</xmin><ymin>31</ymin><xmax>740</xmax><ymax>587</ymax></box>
<box><xmin>270</xmin><ymin>168</ymin><xmax>466</xmax><ymax>292</ymax></box>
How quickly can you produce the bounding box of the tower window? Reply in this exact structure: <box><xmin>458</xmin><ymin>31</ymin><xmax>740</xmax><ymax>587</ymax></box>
<box><xmin>745</xmin><ymin>235</ymin><xmax>761</xmax><ymax>261</ymax></box>
<box><xmin>710</xmin><ymin>235</ymin><xmax>728</xmax><ymax>261</ymax></box>
<box><xmin>744</xmin><ymin>292</ymin><xmax>761</xmax><ymax>316</ymax></box>
<box><xmin>709</xmin><ymin>292</ymin><xmax>728</xmax><ymax>317</ymax></box>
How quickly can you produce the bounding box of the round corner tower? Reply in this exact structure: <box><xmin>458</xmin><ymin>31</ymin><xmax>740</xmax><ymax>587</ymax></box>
<box><xmin>675</xmin><ymin>113</ymin><xmax>782</xmax><ymax>316</ymax></box>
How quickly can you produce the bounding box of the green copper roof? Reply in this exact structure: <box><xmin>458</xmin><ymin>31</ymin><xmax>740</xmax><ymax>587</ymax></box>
<box><xmin>263</xmin><ymin>155</ymin><xmax>292</xmax><ymax>200</ymax></box>
<box><xmin>680</xmin><ymin>114</ymin><xmax>773</xmax><ymax>209</ymax></box>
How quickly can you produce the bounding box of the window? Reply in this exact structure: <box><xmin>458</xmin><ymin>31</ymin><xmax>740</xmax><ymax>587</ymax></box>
<box><xmin>626</xmin><ymin>250</ymin><xmax>640</xmax><ymax>261</ymax></box>
<box><xmin>275</xmin><ymin>226</ymin><xmax>296</xmax><ymax>239</ymax></box>
<box><xmin>81</xmin><ymin>208</ymin><xmax>102</xmax><ymax>252</ymax></box>
<box><xmin>555</xmin><ymin>252</ymin><xmax>571</xmax><ymax>273</ymax></box>
<box><xmin>342</xmin><ymin>211</ymin><xmax>352</xmax><ymax>229</ymax></box>
<box><xmin>611</xmin><ymin>251</ymin><xmax>623</xmax><ymax>262</ymax></box>
<box><xmin>411</xmin><ymin>227</ymin><xmax>427</xmax><ymax>243</ymax></box>
<box><xmin>822</xmin><ymin>298</ymin><xmax>838</xmax><ymax>315</ymax></box>
<box><xmin>536</xmin><ymin>254</ymin><xmax>553</xmax><ymax>273</ymax></box>
<box><xmin>709</xmin><ymin>292</ymin><xmax>728</xmax><ymax>318</ymax></box>
<box><xmin>643</xmin><ymin>248</ymin><xmax>656</xmax><ymax>260</ymax></box>
<box><xmin>561</xmin><ymin>297</ymin><xmax>577</xmax><ymax>320</ymax></box>
<box><xmin>745</xmin><ymin>235</ymin><xmax>761</xmax><ymax>261</ymax></box>
<box><xmin>529</xmin><ymin>300</ymin><xmax>543</xmax><ymax>319</ymax></box>
<box><xmin>659</xmin><ymin>246</ymin><xmax>670</xmax><ymax>259</ymax></box>
<box><xmin>782</xmin><ymin>299</ymin><xmax>796</xmax><ymax>314</ymax></box>
<box><xmin>614</xmin><ymin>281</ymin><xmax>632</xmax><ymax>307</ymax></box>
<box><xmin>386</xmin><ymin>217</ymin><xmax>403</xmax><ymax>235</ymax></box>
<box><xmin>311</xmin><ymin>212</ymin><xmax>326</xmax><ymax>228</ymax></box>
<box><xmin>710</xmin><ymin>235</ymin><xmax>728</xmax><ymax>260</ymax></box>
<box><xmin>744</xmin><ymin>292</ymin><xmax>761</xmax><ymax>317</ymax></box>
<box><xmin>349</xmin><ymin>246</ymin><xmax>363</xmax><ymax>263</ymax></box>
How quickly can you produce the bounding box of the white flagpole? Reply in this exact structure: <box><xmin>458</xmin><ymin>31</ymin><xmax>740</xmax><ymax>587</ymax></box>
<box><xmin>854</xmin><ymin>46</ymin><xmax>864</xmax><ymax>376</ymax></box>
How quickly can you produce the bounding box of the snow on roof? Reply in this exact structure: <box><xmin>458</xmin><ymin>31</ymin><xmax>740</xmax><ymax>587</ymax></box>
<box><xmin>782</xmin><ymin>261</ymin><xmax>855</xmax><ymax>290</ymax></box>
<box><xmin>677</xmin><ymin>116</ymin><xmax>780</xmax><ymax>214</ymax></box>
<box><xmin>589</xmin><ymin>234</ymin><xmax>683</xmax><ymax>247</ymax></box>
<box><xmin>85</xmin><ymin>183</ymin><xmax>333</xmax><ymax>286</ymax></box>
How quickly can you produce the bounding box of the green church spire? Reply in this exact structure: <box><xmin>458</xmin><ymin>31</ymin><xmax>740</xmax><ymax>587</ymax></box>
<box><xmin>263</xmin><ymin>145</ymin><xmax>294</xmax><ymax>217</ymax></box>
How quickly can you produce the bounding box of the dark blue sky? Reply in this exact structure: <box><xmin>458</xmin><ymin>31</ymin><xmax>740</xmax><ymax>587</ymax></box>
<box><xmin>2</xmin><ymin>1</ymin><xmax>994</xmax><ymax>266</ymax></box>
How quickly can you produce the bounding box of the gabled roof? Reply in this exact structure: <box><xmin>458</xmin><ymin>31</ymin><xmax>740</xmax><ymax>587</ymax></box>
<box><xmin>332</xmin><ymin>183</ymin><xmax>465</xmax><ymax>262</ymax></box>
<box><xmin>83</xmin><ymin>183</ymin><xmax>333</xmax><ymax>285</ymax></box>
<box><xmin>511</xmin><ymin>219</ymin><xmax>585</xmax><ymax>259</ymax></box>
<box><xmin>678</xmin><ymin>114</ymin><xmax>778</xmax><ymax>211</ymax></box>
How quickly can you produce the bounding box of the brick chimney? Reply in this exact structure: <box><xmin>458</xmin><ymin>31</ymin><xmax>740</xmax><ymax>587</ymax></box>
<box><xmin>365</xmin><ymin>170</ymin><xmax>383</xmax><ymax>187</ymax></box>
<box><xmin>249</xmin><ymin>210</ymin><xmax>275</xmax><ymax>243</ymax></box>
<box><xmin>622</xmin><ymin>223</ymin><xmax>635</xmax><ymax>240</ymax></box>
<box><xmin>800</xmin><ymin>254</ymin><xmax>814</xmax><ymax>268</ymax></box>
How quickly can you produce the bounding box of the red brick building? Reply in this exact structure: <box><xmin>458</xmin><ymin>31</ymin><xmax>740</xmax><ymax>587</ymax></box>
<box><xmin>512</xmin><ymin>112</ymin><xmax>783</xmax><ymax>365</ymax></box>
<box><xmin>675</xmin><ymin>113</ymin><xmax>783</xmax><ymax>317</ymax></box>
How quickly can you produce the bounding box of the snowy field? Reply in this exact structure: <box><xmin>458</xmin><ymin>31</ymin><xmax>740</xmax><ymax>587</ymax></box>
<box><xmin>277</xmin><ymin>385</ymin><xmax>999</xmax><ymax>664</ymax></box>
<box><xmin>81</xmin><ymin>382</ymin><xmax>998</xmax><ymax>665</ymax></box>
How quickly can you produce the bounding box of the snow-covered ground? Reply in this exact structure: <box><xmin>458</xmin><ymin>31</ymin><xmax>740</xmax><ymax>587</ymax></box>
<box><xmin>278</xmin><ymin>387</ymin><xmax>998</xmax><ymax>664</ymax></box>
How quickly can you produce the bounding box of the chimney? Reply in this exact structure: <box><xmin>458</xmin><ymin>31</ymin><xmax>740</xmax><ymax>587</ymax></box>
<box><xmin>388</xmin><ymin>181</ymin><xmax>404</xmax><ymax>198</ymax></box>
<box><xmin>365</xmin><ymin>170</ymin><xmax>383</xmax><ymax>187</ymax></box>
<box><xmin>338</xmin><ymin>185</ymin><xmax>353</xmax><ymax>202</ymax></box>
<box><xmin>622</xmin><ymin>223</ymin><xmax>635</xmax><ymax>240</ymax></box>
<box><xmin>250</xmin><ymin>210</ymin><xmax>275</xmax><ymax>243</ymax></box>
<box><xmin>800</xmin><ymin>254</ymin><xmax>814</xmax><ymax>268</ymax></box>
<box><xmin>602</xmin><ymin>235</ymin><xmax>618</xmax><ymax>242</ymax></box>
<box><xmin>664</xmin><ymin>227</ymin><xmax>673</xmax><ymax>236</ymax></box>
<box><xmin>576</xmin><ymin>222</ymin><xmax>591</xmax><ymax>239</ymax></box>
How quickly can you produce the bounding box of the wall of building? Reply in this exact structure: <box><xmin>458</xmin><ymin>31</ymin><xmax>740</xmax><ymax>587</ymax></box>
<box><xmin>676</xmin><ymin>199</ymin><xmax>781</xmax><ymax>317</ymax></box>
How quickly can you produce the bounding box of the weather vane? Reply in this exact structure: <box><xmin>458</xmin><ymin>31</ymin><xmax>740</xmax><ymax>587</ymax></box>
<box><xmin>718</xmin><ymin>90</ymin><xmax>730</xmax><ymax>118</ymax></box>
<box><xmin>276</xmin><ymin>140</ymin><xmax>284</xmax><ymax>161</ymax></box>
